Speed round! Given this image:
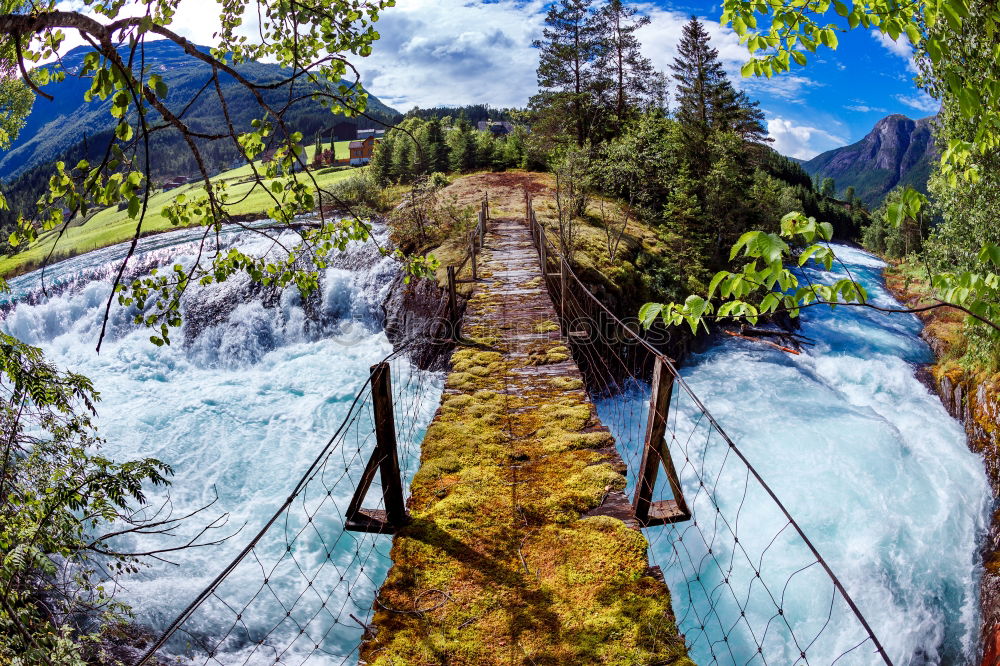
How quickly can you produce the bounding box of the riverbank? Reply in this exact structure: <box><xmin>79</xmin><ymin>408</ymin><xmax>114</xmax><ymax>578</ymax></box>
<box><xmin>883</xmin><ymin>261</ymin><xmax>1000</xmax><ymax>665</ymax></box>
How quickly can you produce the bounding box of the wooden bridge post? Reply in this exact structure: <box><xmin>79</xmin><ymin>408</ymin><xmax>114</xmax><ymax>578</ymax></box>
<box><xmin>633</xmin><ymin>357</ymin><xmax>691</xmax><ymax>526</ymax></box>
<box><xmin>471</xmin><ymin>236</ymin><xmax>478</xmax><ymax>281</ymax></box>
<box><xmin>538</xmin><ymin>215</ymin><xmax>547</xmax><ymax>275</ymax></box>
<box><xmin>559</xmin><ymin>257</ymin><xmax>569</xmax><ymax>338</ymax></box>
<box><xmin>344</xmin><ymin>362</ymin><xmax>408</xmax><ymax>533</ymax></box>
<box><xmin>447</xmin><ymin>265</ymin><xmax>459</xmax><ymax>340</ymax></box>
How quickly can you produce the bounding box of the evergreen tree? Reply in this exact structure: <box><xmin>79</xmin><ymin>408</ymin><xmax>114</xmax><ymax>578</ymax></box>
<box><xmin>313</xmin><ymin>132</ymin><xmax>323</xmax><ymax>165</ymax></box>
<box><xmin>448</xmin><ymin>116</ymin><xmax>476</xmax><ymax>172</ymax></box>
<box><xmin>369</xmin><ymin>136</ymin><xmax>392</xmax><ymax>186</ymax></box>
<box><xmin>427</xmin><ymin>118</ymin><xmax>450</xmax><ymax>173</ymax></box>
<box><xmin>532</xmin><ymin>0</ymin><xmax>599</xmax><ymax>146</ymax></box>
<box><xmin>821</xmin><ymin>177</ymin><xmax>836</xmax><ymax>197</ymax></box>
<box><xmin>593</xmin><ymin>0</ymin><xmax>654</xmax><ymax>122</ymax></box>
<box><xmin>671</xmin><ymin>17</ymin><xmax>768</xmax><ymax>167</ymax></box>
<box><xmin>714</xmin><ymin>88</ymin><xmax>769</xmax><ymax>143</ymax></box>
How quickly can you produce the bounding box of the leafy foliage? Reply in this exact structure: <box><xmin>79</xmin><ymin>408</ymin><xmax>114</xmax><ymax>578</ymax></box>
<box><xmin>0</xmin><ymin>328</ymin><xmax>179</xmax><ymax>662</ymax></box>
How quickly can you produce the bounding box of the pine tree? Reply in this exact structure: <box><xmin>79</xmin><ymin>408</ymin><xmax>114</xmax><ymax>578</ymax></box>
<box><xmin>448</xmin><ymin>116</ymin><xmax>476</xmax><ymax>172</ymax></box>
<box><xmin>426</xmin><ymin>117</ymin><xmax>449</xmax><ymax>173</ymax></box>
<box><xmin>670</xmin><ymin>16</ymin><xmax>730</xmax><ymax>175</ymax></box>
<box><xmin>313</xmin><ymin>133</ymin><xmax>323</xmax><ymax>165</ymax></box>
<box><xmin>532</xmin><ymin>0</ymin><xmax>599</xmax><ymax>146</ymax></box>
<box><xmin>714</xmin><ymin>87</ymin><xmax>769</xmax><ymax>143</ymax></box>
<box><xmin>593</xmin><ymin>0</ymin><xmax>654</xmax><ymax>122</ymax></box>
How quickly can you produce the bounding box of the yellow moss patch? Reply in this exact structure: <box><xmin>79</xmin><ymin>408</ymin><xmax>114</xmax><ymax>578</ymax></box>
<box><xmin>532</xmin><ymin>319</ymin><xmax>559</xmax><ymax>333</ymax></box>
<box><xmin>549</xmin><ymin>376</ymin><xmax>584</xmax><ymax>390</ymax></box>
<box><xmin>527</xmin><ymin>344</ymin><xmax>571</xmax><ymax>365</ymax></box>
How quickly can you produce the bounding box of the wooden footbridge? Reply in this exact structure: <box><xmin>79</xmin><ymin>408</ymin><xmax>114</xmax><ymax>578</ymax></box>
<box><xmin>357</xmin><ymin>208</ymin><xmax>693</xmax><ymax>664</ymax></box>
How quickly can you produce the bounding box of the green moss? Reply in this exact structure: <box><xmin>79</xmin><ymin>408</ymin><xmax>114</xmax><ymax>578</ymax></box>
<box><xmin>549</xmin><ymin>376</ymin><xmax>583</xmax><ymax>390</ymax></box>
<box><xmin>527</xmin><ymin>343</ymin><xmax>571</xmax><ymax>365</ymax></box>
<box><xmin>532</xmin><ymin>319</ymin><xmax>559</xmax><ymax>333</ymax></box>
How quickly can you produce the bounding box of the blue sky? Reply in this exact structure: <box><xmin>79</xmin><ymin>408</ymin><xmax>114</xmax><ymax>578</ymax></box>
<box><xmin>52</xmin><ymin>0</ymin><xmax>938</xmax><ymax>160</ymax></box>
<box><xmin>352</xmin><ymin>0</ymin><xmax>938</xmax><ymax>160</ymax></box>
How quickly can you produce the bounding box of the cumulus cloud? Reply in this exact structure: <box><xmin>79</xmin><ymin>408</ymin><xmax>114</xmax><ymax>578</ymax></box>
<box><xmin>767</xmin><ymin>116</ymin><xmax>845</xmax><ymax>160</ymax></box>
<box><xmin>895</xmin><ymin>92</ymin><xmax>939</xmax><ymax>114</ymax></box>
<box><xmin>873</xmin><ymin>30</ymin><xmax>918</xmax><ymax>74</ymax></box>
<box><xmin>355</xmin><ymin>0</ymin><xmax>547</xmax><ymax>110</ymax></box>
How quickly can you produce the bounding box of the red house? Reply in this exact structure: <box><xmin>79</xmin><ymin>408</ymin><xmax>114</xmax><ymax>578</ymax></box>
<box><xmin>349</xmin><ymin>135</ymin><xmax>378</xmax><ymax>166</ymax></box>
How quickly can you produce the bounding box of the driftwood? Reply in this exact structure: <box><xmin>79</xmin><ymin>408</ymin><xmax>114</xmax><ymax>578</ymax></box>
<box><xmin>723</xmin><ymin>330</ymin><xmax>801</xmax><ymax>354</ymax></box>
<box><xmin>739</xmin><ymin>326</ymin><xmax>815</xmax><ymax>347</ymax></box>
<box><xmin>722</xmin><ymin>326</ymin><xmax>816</xmax><ymax>355</ymax></box>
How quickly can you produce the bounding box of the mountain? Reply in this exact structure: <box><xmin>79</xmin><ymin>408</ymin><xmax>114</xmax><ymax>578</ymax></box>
<box><xmin>800</xmin><ymin>114</ymin><xmax>937</xmax><ymax>208</ymax></box>
<box><xmin>0</xmin><ymin>41</ymin><xmax>399</xmax><ymax>182</ymax></box>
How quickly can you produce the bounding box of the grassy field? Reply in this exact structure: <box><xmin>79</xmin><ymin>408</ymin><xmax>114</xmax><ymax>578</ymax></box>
<box><xmin>0</xmin><ymin>140</ymin><xmax>356</xmax><ymax>278</ymax></box>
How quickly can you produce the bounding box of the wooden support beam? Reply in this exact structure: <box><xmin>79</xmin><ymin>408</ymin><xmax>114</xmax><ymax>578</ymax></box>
<box><xmin>633</xmin><ymin>357</ymin><xmax>691</xmax><ymax>527</ymax></box>
<box><xmin>560</xmin><ymin>258</ymin><xmax>568</xmax><ymax>338</ymax></box>
<box><xmin>345</xmin><ymin>363</ymin><xmax>408</xmax><ymax>533</ymax></box>
<box><xmin>447</xmin><ymin>265</ymin><xmax>458</xmax><ymax>340</ymax></box>
<box><xmin>539</xmin><ymin>224</ymin><xmax>547</xmax><ymax>275</ymax></box>
<box><xmin>471</xmin><ymin>238</ymin><xmax>478</xmax><ymax>281</ymax></box>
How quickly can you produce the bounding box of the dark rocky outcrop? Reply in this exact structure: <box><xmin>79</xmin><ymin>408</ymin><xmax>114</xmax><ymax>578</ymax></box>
<box><xmin>802</xmin><ymin>114</ymin><xmax>938</xmax><ymax>208</ymax></box>
<box><xmin>381</xmin><ymin>272</ymin><xmax>458</xmax><ymax>371</ymax></box>
<box><xmin>928</xmin><ymin>358</ymin><xmax>1000</xmax><ymax>666</ymax></box>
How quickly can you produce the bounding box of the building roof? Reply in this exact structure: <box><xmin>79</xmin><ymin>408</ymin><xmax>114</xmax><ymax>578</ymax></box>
<box><xmin>349</xmin><ymin>140</ymin><xmax>364</xmax><ymax>148</ymax></box>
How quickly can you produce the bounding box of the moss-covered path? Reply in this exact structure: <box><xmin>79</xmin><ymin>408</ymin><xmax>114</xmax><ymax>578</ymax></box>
<box><xmin>361</xmin><ymin>218</ymin><xmax>691</xmax><ymax>665</ymax></box>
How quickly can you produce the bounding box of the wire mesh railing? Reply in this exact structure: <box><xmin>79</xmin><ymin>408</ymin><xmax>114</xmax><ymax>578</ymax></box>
<box><xmin>133</xmin><ymin>349</ymin><xmax>441</xmax><ymax>665</ymax></box>
<box><xmin>524</xmin><ymin>194</ymin><xmax>894</xmax><ymax>666</ymax></box>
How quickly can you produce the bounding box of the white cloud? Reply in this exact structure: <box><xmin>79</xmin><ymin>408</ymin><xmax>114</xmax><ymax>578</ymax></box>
<box><xmin>44</xmin><ymin>1</ymin><xmax>261</xmax><ymax>62</ymax></box>
<box><xmin>355</xmin><ymin>0</ymin><xmax>547</xmax><ymax>110</ymax></box>
<box><xmin>873</xmin><ymin>30</ymin><xmax>918</xmax><ymax>74</ymax></box>
<box><xmin>895</xmin><ymin>92</ymin><xmax>939</xmax><ymax>114</ymax></box>
<box><xmin>767</xmin><ymin>116</ymin><xmax>845</xmax><ymax>160</ymax></box>
<box><xmin>844</xmin><ymin>103</ymin><xmax>887</xmax><ymax>113</ymax></box>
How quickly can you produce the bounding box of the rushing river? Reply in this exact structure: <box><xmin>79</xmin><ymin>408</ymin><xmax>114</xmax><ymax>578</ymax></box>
<box><xmin>1</xmin><ymin>224</ymin><xmax>443</xmax><ymax>663</ymax></box>
<box><xmin>598</xmin><ymin>244</ymin><xmax>992</xmax><ymax>665</ymax></box>
<box><xmin>2</xmin><ymin>231</ymin><xmax>991</xmax><ymax>664</ymax></box>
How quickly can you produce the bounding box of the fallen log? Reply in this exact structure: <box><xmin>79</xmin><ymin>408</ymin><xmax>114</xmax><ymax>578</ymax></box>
<box><xmin>723</xmin><ymin>330</ymin><xmax>801</xmax><ymax>355</ymax></box>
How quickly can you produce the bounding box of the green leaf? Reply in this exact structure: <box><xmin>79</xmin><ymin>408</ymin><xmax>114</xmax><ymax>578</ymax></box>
<box><xmin>708</xmin><ymin>271</ymin><xmax>729</xmax><ymax>299</ymax></box>
<box><xmin>833</xmin><ymin>0</ymin><xmax>849</xmax><ymax>17</ymax></box>
<box><xmin>978</xmin><ymin>243</ymin><xmax>1000</xmax><ymax>267</ymax></box>
<box><xmin>638</xmin><ymin>302</ymin><xmax>664</xmax><ymax>328</ymax></box>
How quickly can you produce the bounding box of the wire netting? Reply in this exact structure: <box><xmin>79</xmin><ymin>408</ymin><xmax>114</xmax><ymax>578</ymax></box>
<box><xmin>135</xmin><ymin>351</ymin><xmax>440</xmax><ymax>665</ymax></box>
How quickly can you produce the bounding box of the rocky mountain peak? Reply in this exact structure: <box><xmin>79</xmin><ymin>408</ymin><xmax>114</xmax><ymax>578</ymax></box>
<box><xmin>800</xmin><ymin>113</ymin><xmax>937</xmax><ymax>208</ymax></box>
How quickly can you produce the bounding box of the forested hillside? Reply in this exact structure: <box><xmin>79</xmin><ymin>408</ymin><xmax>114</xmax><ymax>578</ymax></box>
<box><xmin>0</xmin><ymin>41</ymin><xmax>398</xmax><ymax>182</ymax></box>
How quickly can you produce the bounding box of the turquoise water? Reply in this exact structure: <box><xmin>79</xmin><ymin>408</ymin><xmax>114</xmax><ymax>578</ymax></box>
<box><xmin>4</xmin><ymin>232</ymin><xmax>990</xmax><ymax>664</ymax></box>
<box><xmin>1</xmin><ymin>225</ymin><xmax>442</xmax><ymax>663</ymax></box>
<box><xmin>598</xmin><ymin>244</ymin><xmax>991</xmax><ymax>665</ymax></box>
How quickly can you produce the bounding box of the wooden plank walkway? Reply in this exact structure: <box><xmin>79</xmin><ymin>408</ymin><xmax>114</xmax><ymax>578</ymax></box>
<box><xmin>361</xmin><ymin>219</ymin><xmax>691</xmax><ymax>665</ymax></box>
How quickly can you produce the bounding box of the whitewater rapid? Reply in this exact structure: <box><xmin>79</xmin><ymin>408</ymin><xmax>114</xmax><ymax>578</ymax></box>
<box><xmin>598</xmin><ymin>244</ymin><xmax>991</xmax><ymax>665</ymax></box>
<box><xmin>1</xmin><ymin>223</ymin><xmax>443</xmax><ymax>663</ymax></box>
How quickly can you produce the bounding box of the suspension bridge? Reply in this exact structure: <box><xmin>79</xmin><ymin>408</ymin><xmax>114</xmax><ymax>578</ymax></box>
<box><xmin>134</xmin><ymin>193</ymin><xmax>894</xmax><ymax>665</ymax></box>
